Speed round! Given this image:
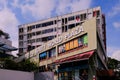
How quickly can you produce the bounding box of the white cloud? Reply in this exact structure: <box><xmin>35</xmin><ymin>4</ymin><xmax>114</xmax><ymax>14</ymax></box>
<box><xmin>107</xmin><ymin>46</ymin><xmax>120</xmax><ymax>61</ymax></box>
<box><xmin>113</xmin><ymin>22</ymin><xmax>120</xmax><ymax>28</ymax></box>
<box><xmin>17</xmin><ymin>0</ymin><xmax>92</xmax><ymax>19</ymax></box>
<box><xmin>70</xmin><ymin>0</ymin><xmax>92</xmax><ymax>12</ymax></box>
<box><xmin>0</xmin><ymin>1</ymin><xmax>19</xmax><ymax>56</ymax></box>
<box><xmin>20</xmin><ymin>0</ymin><xmax>56</xmax><ymax>20</ymax></box>
<box><xmin>108</xmin><ymin>1</ymin><xmax>120</xmax><ymax>17</ymax></box>
<box><xmin>111</xmin><ymin>50</ymin><xmax>120</xmax><ymax>61</ymax></box>
<box><xmin>56</xmin><ymin>0</ymin><xmax>92</xmax><ymax>15</ymax></box>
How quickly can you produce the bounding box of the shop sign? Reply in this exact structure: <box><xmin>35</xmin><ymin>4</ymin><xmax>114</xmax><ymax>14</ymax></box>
<box><xmin>47</xmin><ymin>25</ymin><xmax>84</xmax><ymax>48</ymax></box>
<box><xmin>35</xmin><ymin>25</ymin><xmax>84</xmax><ymax>56</ymax></box>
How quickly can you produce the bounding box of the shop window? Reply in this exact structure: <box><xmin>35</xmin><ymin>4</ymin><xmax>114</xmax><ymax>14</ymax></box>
<box><xmin>48</xmin><ymin>48</ymin><xmax>56</xmax><ymax>58</ymax></box>
<box><xmin>73</xmin><ymin>39</ymin><xmax>78</xmax><ymax>48</ymax></box>
<box><xmin>79</xmin><ymin>69</ymin><xmax>88</xmax><ymax>80</ymax></box>
<box><xmin>39</xmin><ymin>52</ymin><xmax>47</xmax><ymax>60</ymax></box>
<box><xmin>83</xmin><ymin>35</ymin><xmax>88</xmax><ymax>46</ymax></box>
<box><xmin>65</xmin><ymin>42</ymin><xmax>70</xmax><ymax>51</ymax></box>
<box><xmin>58</xmin><ymin>44</ymin><xmax>65</xmax><ymax>54</ymax></box>
<box><xmin>78</xmin><ymin>37</ymin><xmax>83</xmax><ymax>47</ymax></box>
<box><xmin>69</xmin><ymin>40</ymin><xmax>74</xmax><ymax>49</ymax></box>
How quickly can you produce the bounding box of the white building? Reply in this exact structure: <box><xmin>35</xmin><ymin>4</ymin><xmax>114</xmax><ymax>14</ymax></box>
<box><xmin>18</xmin><ymin>6</ymin><xmax>106</xmax><ymax>56</ymax></box>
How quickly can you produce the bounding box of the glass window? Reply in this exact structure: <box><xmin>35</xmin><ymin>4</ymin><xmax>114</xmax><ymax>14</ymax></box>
<box><xmin>58</xmin><ymin>44</ymin><xmax>65</xmax><ymax>54</ymax></box>
<box><xmin>69</xmin><ymin>40</ymin><xmax>74</xmax><ymax>49</ymax></box>
<box><xmin>83</xmin><ymin>35</ymin><xmax>88</xmax><ymax>46</ymax></box>
<box><xmin>73</xmin><ymin>39</ymin><xmax>78</xmax><ymax>48</ymax></box>
<box><xmin>65</xmin><ymin>42</ymin><xmax>70</xmax><ymax>51</ymax></box>
<box><xmin>68</xmin><ymin>16</ymin><xmax>75</xmax><ymax>21</ymax></box>
<box><xmin>78</xmin><ymin>37</ymin><xmax>83</xmax><ymax>47</ymax></box>
<box><xmin>39</xmin><ymin>52</ymin><xmax>47</xmax><ymax>60</ymax></box>
<box><xmin>48</xmin><ymin>48</ymin><xmax>56</xmax><ymax>58</ymax></box>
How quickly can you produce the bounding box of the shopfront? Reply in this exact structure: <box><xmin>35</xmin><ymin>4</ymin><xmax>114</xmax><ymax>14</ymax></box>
<box><xmin>58</xmin><ymin>60</ymin><xmax>89</xmax><ymax>80</ymax></box>
<box><xmin>55</xmin><ymin>50</ymin><xmax>95</xmax><ymax>80</ymax></box>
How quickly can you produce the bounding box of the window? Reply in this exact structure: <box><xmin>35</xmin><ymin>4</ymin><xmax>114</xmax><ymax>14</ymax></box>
<box><xmin>65</xmin><ymin>42</ymin><xmax>70</xmax><ymax>51</ymax></box>
<box><xmin>19</xmin><ymin>41</ymin><xmax>23</xmax><ymax>46</ymax></box>
<box><xmin>93</xmin><ymin>10</ymin><xmax>100</xmax><ymax>17</ymax></box>
<box><xmin>42</xmin><ymin>21</ymin><xmax>53</xmax><ymax>27</ymax></box>
<box><xmin>73</xmin><ymin>39</ymin><xmax>78</xmax><ymax>48</ymax></box>
<box><xmin>58</xmin><ymin>44</ymin><xmax>65</xmax><ymax>54</ymax></box>
<box><xmin>27</xmin><ymin>33</ymin><xmax>32</xmax><ymax>39</ymax></box>
<box><xmin>41</xmin><ymin>37</ymin><xmax>48</xmax><ymax>42</ymax></box>
<box><xmin>68</xmin><ymin>16</ymin><xmax>75</xmax><ymax>21</ymax></box>
<box><xmin>36</xmin><ymin>38</ymin><xmax>41</xmax><ymax>42</ymax></box>
<box><xmin>36</xmin><ymin>24</ymin><xmax>41</xmax><ymax>28</ymax></box>
<box><xmin>78</xmin><ymin>37</ymin><xmax>83</xmax><ymax>47</ymax></box>
<box><xmin>80</xmin><ymin>13</ymin><xmax>86</xmax><ymax>21</ymax></box>
<box><xmin>48</xmin><ymin>48</ymin><xmax>56</xmax><ymax>58</ymax></box>
<box><xmin>36</xmin><ymin>31</ymin><xmax>41</xmax><ymax>35</ymax></box>
<box><xmin>76</xmin><ymin>15</ymin><xmax>80</xmax><ymax>21</ymax></box>
<box><xmin>69</xmin><ymin>40</ymin><xmax>74</xmax><ymax>49</ymax></box>
<box><xmin>83</xmin><ymin>35</ymin><xmax>88</xmax><ymax>46</ymax></box>
<box><xmin>47</xmin><ymin>36</ymin><xmax>55</xmax><ymax>40</ymax></box>
<box><xmin>19</xmin><ymin>48</ymin><xmax>23</xmax><ymax>53</ymax></box>
<box><xmin>68</xmin><ymin>24</ymin><xmax>75</xmax><ymax>29</ymax></box>
<box><xmin>42</xmin><ymin>28</ymin><xmax>54</xmax><ymax>34</ymax></box>
<box><xmin>19</xmin><ymin>28</ymin><xmax>24</xmax><ymax>33</ymax></box>
<box><xmin>58</xmin><ymin>34</ymin><xmax>88</xmax><ymax>54</ymax></box>
<box><xmin>19</xmin><ymin>35</ymin><xmax>23</xmax><ymax>40</ymax></box>
<box><xmin>39</xmin><ymin>52</ymin><xmax>47</xmax><ymax>60</ymax></box>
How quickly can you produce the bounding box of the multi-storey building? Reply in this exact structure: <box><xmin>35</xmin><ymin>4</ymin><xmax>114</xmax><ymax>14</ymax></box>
<box><xmin>17</xmin><ymin>7</ymin><xmax>107</xmax><ymax>79</ymax></box>
<box><xmin>0</xmin><ymin>30</ymin><xmax>17</xmax><ymax>58</ymax></box>
<box><xmin>18</xmin><ymin>7</ymin><xmax>106</xmax><ymax>56</ymax></box>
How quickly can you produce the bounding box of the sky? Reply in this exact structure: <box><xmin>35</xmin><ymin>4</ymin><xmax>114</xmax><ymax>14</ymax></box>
<box><xmin>0</xmin><ymin>0</ymin><xmax>120</xmax><ymax>61</ymax></box>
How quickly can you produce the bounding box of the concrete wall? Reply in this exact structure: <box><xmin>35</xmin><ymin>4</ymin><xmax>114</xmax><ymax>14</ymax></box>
<box><xmin>34</xmin><ymin>72</ymin><xmax>54</xmax><ymax>80</ymax></box>
<box><xmin>0</xmin><ymin>69</ymin><xmax>34</xmax><ymax>80</ymax></box>
<box><xmin>0</xmin><ymin>69</ymin><xmax>54</xmax><ymax>80</ymax></box>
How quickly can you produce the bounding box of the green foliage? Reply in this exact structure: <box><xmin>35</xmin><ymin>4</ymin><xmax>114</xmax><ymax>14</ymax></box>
<box><xmin>107</xmin><ymin>57</ymin><xmax>120</xmax><ymax>69</ymax></box>
<box><xmin>0</xmin><ymin>58</ymin><xmax>38</xmax><ymax>72</ymax></box>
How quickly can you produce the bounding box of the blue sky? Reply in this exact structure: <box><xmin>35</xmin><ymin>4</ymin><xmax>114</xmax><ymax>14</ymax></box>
<box><xmin>0</xmin><ymin>0</ymin><xmax>120</xmax><ymax>60</ymax></box>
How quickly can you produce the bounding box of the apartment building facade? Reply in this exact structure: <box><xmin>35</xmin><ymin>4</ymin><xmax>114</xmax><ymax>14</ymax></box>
<box><xmin>18</xmin><ymin>7</ymin><xmax>106</xmax><ymax>56</ymax></box>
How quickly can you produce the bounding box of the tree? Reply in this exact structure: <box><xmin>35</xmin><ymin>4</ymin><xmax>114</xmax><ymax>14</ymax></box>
<box><xmin>107</xmin><ymin>57</ymin><xmax>120</xmax><ymax>69</ymax></box>
<box><xmin>0</xmin><ymin>58</ymin><xmax>38</xmax><ymax>72</ymax></box>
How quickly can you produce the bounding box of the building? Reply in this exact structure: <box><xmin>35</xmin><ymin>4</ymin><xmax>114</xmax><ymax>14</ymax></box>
<box><xmin>0</xmin><ymin>30</ymin><xmax>17</xmax><ymax>58</ymax></box>
<box><xmin>18</xmin><ymin>7</ymin><xmax>106</xmax><ymax>56</ymax></box>
<box><xmin>17</xmin><ymin>7</ymin><xmax>107</xmax><ymax>79</ymax></box>
<box><xmin>0</xmin><ymin>30</ymin><xmax>17</xmax><ymax>68</ymax></box>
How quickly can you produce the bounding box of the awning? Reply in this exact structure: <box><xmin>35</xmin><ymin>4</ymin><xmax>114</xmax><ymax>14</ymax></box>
<box><xmin>55</xmin><ymin>50</ymin><xmax>94</xmax><ymax>64</ymax></box>
<box><xmin>0</xmin><ymin>43</ymin><xmax>17</xmax><ymax>51</ymax></box>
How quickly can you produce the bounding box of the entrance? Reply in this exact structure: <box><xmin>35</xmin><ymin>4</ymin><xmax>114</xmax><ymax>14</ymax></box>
<box><xmin>58</xmin><ymin>60</ymin><xmax>88</xmax><ymax>80</ymax></box>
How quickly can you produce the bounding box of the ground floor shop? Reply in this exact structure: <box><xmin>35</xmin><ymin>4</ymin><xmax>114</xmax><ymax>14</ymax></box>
<box><xmin>58</xmin><ymin>60</ymin><xmax>89</xmax><ymax>80</ymax></box>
